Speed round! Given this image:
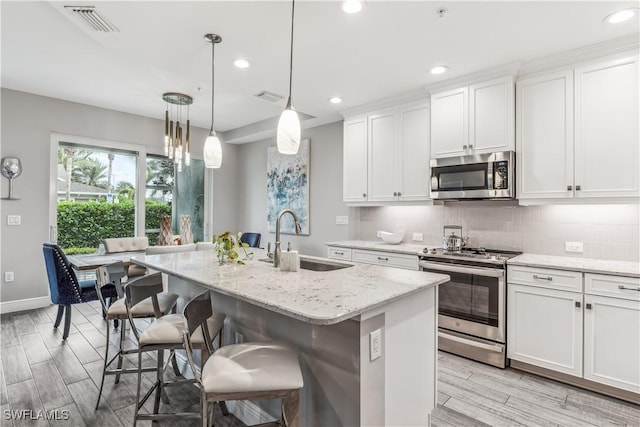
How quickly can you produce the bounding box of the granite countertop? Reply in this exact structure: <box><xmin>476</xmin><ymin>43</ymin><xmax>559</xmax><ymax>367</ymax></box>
<box><xmin>325</xmin><ymin>240</ymin><xmax>435</xmax><ymax>256</ymax></box>
<box><xmin>131</xmin><ymin>248</ymin><xmax>448</xmax><ymax>325</ymax></box>
<box><xmin>508</xmin><ymin>254</ymin><xmax>640</xmax><ymax>278</ymax></box>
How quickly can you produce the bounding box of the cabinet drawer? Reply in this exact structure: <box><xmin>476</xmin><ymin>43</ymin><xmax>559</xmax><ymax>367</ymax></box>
<box><xmin>585</xmin><ymin>274</ymin><xmax>640</xmax><ymax>301</ymax></box>
<box><xmin>508</xmin><ymin>265</ymin><xmax>582</xmax><ymax>292</ymax></box>
<box><xmin>327</xmin><ymin>247</ymin><xmax>352</xmax><ymax>261</ymax></box>
<box><xmin>352</xmin><ymin>249</ymin><xmax>418</xmax><ymax>270</ymax></box>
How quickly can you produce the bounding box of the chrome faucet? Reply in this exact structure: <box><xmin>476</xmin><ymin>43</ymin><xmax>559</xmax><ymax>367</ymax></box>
<box><xmin>274</xmin><ymin>208</ymin><xmax>302</xmax><ymax>268</ymax></box>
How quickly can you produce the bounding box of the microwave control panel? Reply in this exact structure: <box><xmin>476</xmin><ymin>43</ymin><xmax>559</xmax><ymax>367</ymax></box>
<box><xmin>494</xmin><ymin>161</ymin><xmax>509</xmax><ymax>189</ymax></box>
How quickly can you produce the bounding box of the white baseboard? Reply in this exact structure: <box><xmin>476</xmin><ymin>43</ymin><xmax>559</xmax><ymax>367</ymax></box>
<box><xmin>173</xmin><ymin>352</ymin><xmax>277</xmax><ymax>425</ymax></box>
<box><xmin>0</xmin><ymin>296</ymin><xmax>50</xmax><ymax>314</ymax></box>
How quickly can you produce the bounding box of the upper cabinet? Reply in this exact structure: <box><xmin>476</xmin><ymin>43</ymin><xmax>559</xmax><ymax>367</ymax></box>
<box><xmin>431</xmin><ymin>75</ymin><xmax>515</xmax><ymax>158</ymax></box>
<box><xmin>343</xmin><ymin>100</ymin><xmax>430</xmax><ymax>204</ymax></box>
<box><xmin>517</xmin><ymin>54</ymin><xmax>639</xmax><ymax>201</ymax></box>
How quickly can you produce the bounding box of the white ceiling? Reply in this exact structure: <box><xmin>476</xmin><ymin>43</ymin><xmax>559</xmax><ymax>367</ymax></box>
<box><xmin>2</xmin><ymin>1</ymin><xmax>638</xmax><ymax>141</ymax></box>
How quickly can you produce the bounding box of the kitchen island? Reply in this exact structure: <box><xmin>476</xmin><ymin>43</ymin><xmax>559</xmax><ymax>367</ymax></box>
<box><xmin>131</xmin><ymin>249</ymin><xmax>448</xmax><ymax>426</ymax></box>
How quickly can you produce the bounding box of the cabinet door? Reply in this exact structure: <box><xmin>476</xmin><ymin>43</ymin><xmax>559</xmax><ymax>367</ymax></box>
<box><xmin>367</xmin><ymin>110</ymin><xmax>398</xmax><ymax>202</ymax></box>
<box><xmin>343</xmin><ymin>117</ymin><xmax>368</xmax><ymax>202</ymax></box>
<box><xmin>574</xmin><ymin>55</ymin><xmax>640</xmax><ymax>198</ymax></box>
<box><xmin>584</xmin><ymin>294</ymin><xmax>640</xmax><ymax>393</ymax></box>
<box><xmin>516</xmin><ymin>70</ymin><xmax>574</xmax><ymax>199</ymax></box>
<box><xmin>430</xmin><ymin>87</ymin><xmax>468</xmax><ymax>158</ymax></box>
<box><xmin>507</xmin><ymin>283</ymin><xmax>582</xmax><ymax>377</ymax></box>
<box><xmin>469</xmin><ymin>76</ymin><xmax>515</xmax><ymax>154</ymax></box>
<box><xmin>398</xmin><ymin>102</ymin><xmax>430</xmax><ymax>201</ymax></box>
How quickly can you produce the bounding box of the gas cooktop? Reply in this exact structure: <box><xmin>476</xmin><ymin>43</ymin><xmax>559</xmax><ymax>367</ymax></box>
<box><xmin>420</xmin><ymin>247</ymin><xmax>522</xmax><ymax>266</ymax></box>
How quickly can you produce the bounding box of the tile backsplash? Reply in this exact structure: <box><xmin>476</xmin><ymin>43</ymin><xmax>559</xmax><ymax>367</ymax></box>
<box><xmin>352</xmin><ymin>203</ymin><xmax>639</xmax><ymax>262</ymax></box>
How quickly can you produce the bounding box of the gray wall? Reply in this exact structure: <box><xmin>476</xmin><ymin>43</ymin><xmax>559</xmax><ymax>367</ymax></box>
<box><xmin>0</xmin><ymin>88</ymin><xmax>238</xmax><ymax>304</ymax></box>
<box><xmin>234</xmin><ymin>121</ymin><xmax>350</xmax><ymax>257</ymax></box>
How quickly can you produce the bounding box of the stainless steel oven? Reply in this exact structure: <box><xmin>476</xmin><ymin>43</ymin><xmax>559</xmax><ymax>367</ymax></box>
<box><xmin>419</xmin><ymin>248</ymin><xmax>520</xmax><ymax>368</ymax></box>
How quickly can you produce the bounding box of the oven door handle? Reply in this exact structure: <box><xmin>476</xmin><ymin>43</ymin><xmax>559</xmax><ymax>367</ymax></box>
<box><xmin>419</xmin><ymin>261</ymin><xmax>505</xmax><ymax>278</ymax></box>
<box><xmin>438</xmin><ymin>331</ymin><xmax>504</xmax><ymax>353</ymax></box>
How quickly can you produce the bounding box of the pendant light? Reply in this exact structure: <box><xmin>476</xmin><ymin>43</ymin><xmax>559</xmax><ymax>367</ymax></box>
<box><xmin>204</xmin><ymin>33</ymin><xmax>223</xmax><ymax>168</ymax></box>
<box><xmin>276</xmin><ymin>0</ymin><xmax>301</xmax><ymax>155</ymax></box>
<box><xmin>162</xmin><ymin>92</ymin><xmax>192</xmax><ymax>172</ymax></box>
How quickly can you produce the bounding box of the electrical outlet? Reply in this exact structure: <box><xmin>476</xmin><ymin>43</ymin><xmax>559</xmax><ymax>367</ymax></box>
<box><xmin>4</xmin><ymin>272</ymin><xmax>15</xmax><ymax>283</ymax></box>
<box><xmin>234</xmin><ymin>332</ymin><xmax>244</xmax><ymax>344</ymax></box>
<box><xmin>376</xmin><ymin>231</ymin><xmax>383</xmax><ymax>238</ymax></box>
<box><xmin>565</xmin><ymin>242</ymin><xmax>584</xmax><ymax>253</ymax></box>
<box><xmin>336</xmin><ymin>215</ymin><xmax>349</xmax><ymax>225</ymax></box>
<box><xmin>7</xmin><ymin>215</ymin><xmax>21</xmax><ymax>226</ymax></box>
<box><xmin>412</xmin><ymin>233</ymin><xmax>424</xmax><ymax>242</ymax></box>
<box><xmin>369</xmin><ymin>328</ymin><xmax>382</xmax><ymax>361</ymax></box>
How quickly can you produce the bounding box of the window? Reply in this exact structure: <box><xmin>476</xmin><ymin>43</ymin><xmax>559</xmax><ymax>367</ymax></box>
<box><xmin>145</xmin><ymin>156</ymin><xmax>174</xmax><ymax>245</ymax></box>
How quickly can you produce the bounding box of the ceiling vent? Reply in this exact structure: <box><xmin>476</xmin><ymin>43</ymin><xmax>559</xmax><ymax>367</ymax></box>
<box><xmin>254</xmin><ymin>90</ymin><xmax>285</xmax><ymax>103</ymax></box>
<box><xmin>64</xmin><ymin>6</ymin><xmax>119</xmax><ymax>32</ymax></box>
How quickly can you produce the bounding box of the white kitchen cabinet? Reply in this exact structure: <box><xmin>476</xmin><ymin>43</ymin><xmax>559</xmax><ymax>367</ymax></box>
<box><xmin>343</xmin><ymin>100</ymin><xmax>430</xmax><ymax>204</ymax></box>
<box><xmin>574</xmin><ymin>56</ymin><xmax>639</xmax><ymax>198</ymax></box>
<box><xmin>398</xmin><ymin>102</ymin><xmax>431</xmax><ymax>201</ymax></box>
<box><xmin>327</xmin><ymin>246</ymin><xmax>419</xmax><ymax>270</ymax></box>
<box><xmin>507</xmin><ymin>283</ymin><xmax>583</xmax><ymax>377</ymax></box>
<box><xmin>368</xmin><ymin>109</ymin><xmax>398</xmax><ymax>202</ymax></box>
<box><xmin>517</xmin><ymin>54</ymin><xmax>639</xmax><ymax>201</ymax></box>
<box><xmin>343</xmin><ymin>117</ymin><xmax>368</xmax><ymax>202</ymax></box>
<box><xmin>516</xmin><ymin>70</ymin><xmax>573</xmax><ymax>199</ymax></box>
<box><xmin>583</xmin><ymin>274</ymin><xmax>640</xmax><ymax>393</ymax></box>
<box><xmin>431</xmin><ymin>76</ymin><xmax>514</xmax><ymax>158</ymax></box>
<box><xmin>430</xmin><ymin>87</ymin><xmax>468</xmax><ymax>158</ymax></box>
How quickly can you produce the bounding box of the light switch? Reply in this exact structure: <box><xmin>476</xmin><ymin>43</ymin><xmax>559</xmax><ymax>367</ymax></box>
<box><xmin>7</xmin><ymin>215</ymin><xmax>21</xmax><ymax>226</ymax></box>
<box><xmin>336</xmin><ymin>215</ymin><xmax>349</xmax><ymax>225</ymax></box>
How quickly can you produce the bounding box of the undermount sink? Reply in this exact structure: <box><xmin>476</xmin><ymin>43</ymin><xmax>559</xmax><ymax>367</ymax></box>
<box><xmin>258</xmin><ymin>256</ymin><xmax>353</xmax><ymax>271</ymax></box>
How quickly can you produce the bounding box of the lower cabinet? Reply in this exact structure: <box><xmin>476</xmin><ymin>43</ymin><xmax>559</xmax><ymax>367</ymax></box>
<box><xmin>507</xmin><ymin>283</ymin><xmax>583</xmax><ymax>377</ymax></box>
<box><xmin>583</xmin><ymin>274</ymin><xmax>640</xmax><ymax>393</ymax></box>
<box><xmin>508</xmin><ymin>266</ymin><xmax>640</xmax><ymax>395</ymax></box>
<box><xmin>327</xmin><ymin>246</ymin><xmax>418</xmax><ymax>270</ymax></box>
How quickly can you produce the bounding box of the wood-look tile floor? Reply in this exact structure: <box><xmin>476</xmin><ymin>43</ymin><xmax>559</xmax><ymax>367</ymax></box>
<box><xmin>1</xmin><ymin>302</ymin><xmax>638</xmax><ymax>426</ymax></box>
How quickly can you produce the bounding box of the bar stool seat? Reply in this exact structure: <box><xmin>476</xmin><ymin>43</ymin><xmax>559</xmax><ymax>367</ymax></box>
<box><xmin>201</xmin><ymin>342</ymin><xmax>303</xmax><ymax>394</ymax></box>
<box><xmin>139</xmin><ymin>313</ymin><xmax>225</xmax><ymax>346</ymax></box>
<box><xmin>107</xmin><ymin>292</ymin><xmax>178</xmax><ymax>317</ymax></box>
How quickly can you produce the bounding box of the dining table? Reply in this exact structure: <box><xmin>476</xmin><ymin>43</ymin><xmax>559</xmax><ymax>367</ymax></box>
<box><xmin>67</xmin><ymin>251</ymin><xmax>146</xmax><ymax>271</ymax></box>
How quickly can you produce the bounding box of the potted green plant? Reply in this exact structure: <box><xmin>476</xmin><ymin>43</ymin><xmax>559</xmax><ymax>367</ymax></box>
<box><xmin>212</xmin><ymin>231</ymin><xmax>253</xmax><ymax>265</ymax></box>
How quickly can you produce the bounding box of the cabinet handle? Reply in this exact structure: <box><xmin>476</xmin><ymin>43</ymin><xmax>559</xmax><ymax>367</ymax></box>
<box><xmin>377</xmin><ymin>257</ymin><xmax>389</xmax><ymax>261</ymax></box>
<box><xmin>397</xmin><ymin>192</ymin><xmax>401</xmax><ymax>196</ymax></box>
<box><xmin>618</xmin><ymin>285</ymin><xmax>640</xmax><ymax>291</ymax></box>
<box><xmin>575</xmin><ymin>301</ymin><xmax>581</xmax><ymax>308</ymax></box>
<box><xmin>468</xmin><ymin>144</ymin><xmax>473</xmax><ymax>149</ymax></box>
<box><xmin>335</xmin><ymin>251</ymin><xmax>344</xmax><ymax>255</ymax></box>
<box><xmin>586</xmin><ymin>303</ymin><xmax>592</xmax><ymax>310</ymax></box>
<box><xmin>393</xmin><ymin>192</ymin><xmax>398</xmax><ymax>196</ymax></box>
<box><xmin>567</xmin><ymin>185</ymin><xmax>572</xmax><ymax>191</ymax></box>
<box><xmin>362</xmin><ymin>193</ymin><xmax>367</xmax><ymax>198</ymax></box>
<box><xmin>463</xmin><ymin>145</ymin><xmax>468</xmax><ymax>150</ymax></box>
<box><xmin>575</xmin><ymin>185</ymin><xmax>581</xmax><ymax>191</ymax></box>
<box><xmin>533</xmin><ymin>274</ymin><xmax>553</xmax><ymax>281</ymax></box>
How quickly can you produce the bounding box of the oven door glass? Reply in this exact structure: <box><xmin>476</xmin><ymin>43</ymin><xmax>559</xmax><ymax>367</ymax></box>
<box><xmin>433</xmin><ymin>163</ymin><xmax>488</xmax><ymax>191</ymax></box>
<box><xmin>425</xmin><ymin>268</ymin><xmax>499</xmax><ymax>327</ymax></box>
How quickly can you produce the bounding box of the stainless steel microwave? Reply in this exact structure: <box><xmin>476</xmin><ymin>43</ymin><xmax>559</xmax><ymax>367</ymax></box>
<box><xmin>430</xmin><ymin>151</ymin><xmax>515</xmax><ymax>200</ymax></box>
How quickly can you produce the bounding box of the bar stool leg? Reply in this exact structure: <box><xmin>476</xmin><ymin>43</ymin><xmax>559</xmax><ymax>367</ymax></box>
<box><xmin>153</xmin><ymin>349</ymin><xmax>164</xmax><ymax>414</ymax></box>
<box><xmin>115</xmin><ymin>324</ymin><xmax>126</xmax><ymax>384</ymax></box>
<box><xmin>134</xmin><ymin>349</ymin><xmax>143</xmax><ymax>427</ymax></box>
<box><xmin>95</xmin><ymin>323</ymin><xmax>111</xmax><ymax>410</ymax></box>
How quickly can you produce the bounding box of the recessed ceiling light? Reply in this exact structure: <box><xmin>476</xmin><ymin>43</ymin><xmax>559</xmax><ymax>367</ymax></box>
<box><xmin>233</xmin><ymin>59</ymin><xmax>250</xmax><ymax>69</ymax></box>
<box><xmin>342</xmin><ymin>0</ymin><xmax>362</xmax><ymax>14</ymax></box>
<box><xmin>604</xmin><ymin>8</ymin><xmax>636</xmax><ymax>24</ymax></box>
<box><xmin>329</xmin><ymin>97</ymin><xmax>343</xmax><ymax>104</ymax></box>
<box><xmin>430</xmin><ymin>65</ymin><xmax>449</xmax><ymax>75</ymax></box>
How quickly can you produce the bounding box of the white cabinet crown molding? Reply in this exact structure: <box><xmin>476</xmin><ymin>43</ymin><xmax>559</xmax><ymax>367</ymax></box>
<box><xmin>339</xmin><ymin>89</ymin><xmax>428</xmax><ymax>119</ymax></box>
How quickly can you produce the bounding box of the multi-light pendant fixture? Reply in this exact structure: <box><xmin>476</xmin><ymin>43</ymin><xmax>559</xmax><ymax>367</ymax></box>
<box><xmin>162</xmin><ymin>92</ymin><xmax>192</xmax><ymax>172</ymax></box>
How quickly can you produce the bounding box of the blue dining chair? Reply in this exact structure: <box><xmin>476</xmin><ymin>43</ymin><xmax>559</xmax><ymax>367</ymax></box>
<box><xmin>239</xmin><ymin>232</ymin><xmax>261</xmax><ymax>248</ymax></box>
<box><xmin>42</xmin><ymin>243</ymin><xmax>118</xmax><ymax>339</ymax></box>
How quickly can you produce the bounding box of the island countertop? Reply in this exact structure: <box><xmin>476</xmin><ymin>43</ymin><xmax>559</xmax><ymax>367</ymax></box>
<box><xmin>131</xmin><ymin>248</ymin><xmax>448</xmax><ymax>325</ymax></box>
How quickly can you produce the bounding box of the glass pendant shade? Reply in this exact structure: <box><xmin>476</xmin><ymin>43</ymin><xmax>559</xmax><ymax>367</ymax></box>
<box><xmin>277</xmin><ymin>106</ymin><xmax>301</xmax><ymax>155</ymax></box>
<box><xmin>204</xmin><ymin>132</ymin><xmax>222</xmax><ymax>168</ymax></box>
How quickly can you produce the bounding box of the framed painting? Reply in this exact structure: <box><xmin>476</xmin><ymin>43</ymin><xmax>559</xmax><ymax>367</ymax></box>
<box><xmin>267</xmin><ymin>139</ymin><xmax>310</xmax><ymax>235</ymax></box>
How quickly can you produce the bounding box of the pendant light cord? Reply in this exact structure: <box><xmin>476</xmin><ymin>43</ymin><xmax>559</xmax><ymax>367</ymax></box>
<box><xmin>287</xmin><ymin>0</ymin><xmax>295</xmax><ymax>106</ymax></box>
<box><xmin>210</xmin><ymin>40</ymin><xmax>215</xmax><ymax>134</ymax></box>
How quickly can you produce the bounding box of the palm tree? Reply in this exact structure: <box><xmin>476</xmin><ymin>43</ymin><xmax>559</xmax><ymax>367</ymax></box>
<box><xmin>73</xmin><ymin>159</ymin><xmax>108</xmax><ymax>188</ymax></box>
<box><xmin>115</xmin><ymin>181</ymin><xmax>135</xmax><ymax>200</ymax></box>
